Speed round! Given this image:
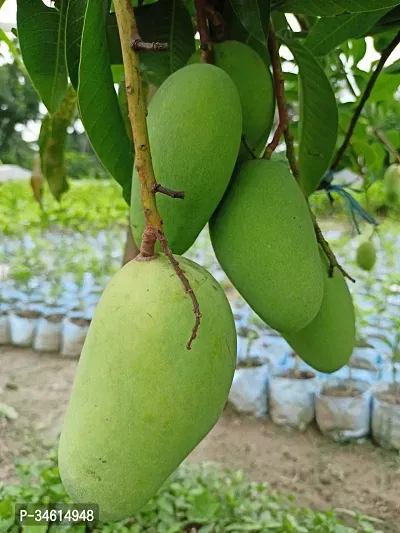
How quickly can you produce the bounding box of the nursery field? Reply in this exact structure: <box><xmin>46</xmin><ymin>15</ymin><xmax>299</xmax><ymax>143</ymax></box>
<box><xmin>1</xmin><ymin>180</ymin><xmax>400</xmax><ymax>532</ymax></box>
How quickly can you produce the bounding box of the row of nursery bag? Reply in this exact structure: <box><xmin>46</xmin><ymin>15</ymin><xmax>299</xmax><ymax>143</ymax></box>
<box><xmin>0</xmin><ymin>305</ymin><xmax>91</xmax><ymax>358</ymax></box>
<box><xmin>229</xmin><ymin>359</ymin><xmax>400</xmax><ymax>450</ymax></box>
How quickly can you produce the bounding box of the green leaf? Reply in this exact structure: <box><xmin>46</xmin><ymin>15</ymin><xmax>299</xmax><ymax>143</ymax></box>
<box><xmin>39</xmin><ymin>85</ymin><xmax>77</xmax><ymax>201</ymax></box>
<box><xmin>228</xmin><ymin>0</ymin><xmax>271</xmax><ymax>44</ymax></box>
<box><xmin>16</xmin><ymin>0</ymin><xmax>68</xmax><ymax>114</ymax></box>
<box><xmin>78</xmin><ymin>0</ymin><xmax>134</xmax><ymax>203</ymax></box>
<box><xmin>369</xmin><ymin>73</ymin><xmax>400</xmax><ymax>102</ymax></box>
<box><xmin>385</xmin><ymin>57</ymin><xmax>400</xmax><ymax>73</ymax></box>
<box><xmin>65</xmin><ymin>0</ymin><xmax>88</xmax><ymax>89</ymax></box>
<box><xmin>305</xmin><ymin>9</ymin><xmax>390</xmax><ymax>56</ymax></box>
<box><xmin>282</xmin><ymin>38</ymin><xmax>338</xmax><ymax>196</ymax></box>
<box><xmin>272</xmin><ymin>0</ymin><xmax>400</xmax><ymax>16</ymax></box>
<box><xmin>223</xmin><ymin>0</ymin><xmax>272</xmax><ymax>66</ymax></box>
<box><xmin>107</xmin><ymin>0</ymin><xmax>195</xmax><ymax>87</ymax></box>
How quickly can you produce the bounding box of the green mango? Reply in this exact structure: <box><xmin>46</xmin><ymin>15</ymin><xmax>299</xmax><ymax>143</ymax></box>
<box><xmin>356</xmin><ymin>240</ymin><xmax>376</xmax><ymax>271</ymax></box>
<box><xmin>209</xmin><ymin>159</ymin><xmax>323</xmax><ymax>334</ymax></box>
<box><xmin>283</xmin><ymin>248</ymin><xmax>356</xmax><ymax>373</ymax></box>
<box><xmin>384</xmin><ymin>164</ymin><xmax>400</xmax><ymax>206</ymax></box>
<box><xmin>189</xmin><ymin>41</ymin><xmax>275</xmax><ymax>160</ymax></box>
<box><xmin>130</xmin><ymin>63</ymin><xmax>242</xmax><ymax>255</ymax></box>
<box><xmin>58</xmin><ymin>254</ymin><xmax>237</xmax><ymax>522</ymax></box>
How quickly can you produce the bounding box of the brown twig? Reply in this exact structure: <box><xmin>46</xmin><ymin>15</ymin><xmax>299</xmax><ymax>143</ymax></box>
<box><xmin>331</xmin><ymin>31</ymin><xmax>400</xmax><ymax>171</ymax></box>
<box><xmin>241</xmin><ymin>135</ymin><xmax>257</xmax><ymax>159</ymax></box>
<box><xmin>114</xmin><ymin>0</ymin><xmax>201</xmax><ymax>348</ymax></box>
<box><xmin>131</xmin><ymin>39</ymin><xmax>168</xmax><ymax>52</ymax></box>
<box><xmin>373</xmin><ymin>129</ymin><xmax>400</xmax><ymax>164</ymax></box>
<box><xmin>312</xmin><ymin>213</ymin><xmax>355</xmax><ymax>282</ymax></box>
<box><xmin>152</xmin><ymin>184</ymin><xmax>185</xmax><ymax>199</ymax></box>
<box><xmin>158</xmin><ymin>232</ymin><xmax>202</xmax><ymax>350</ymax></box>
<box><xmin>264</xmin><ymin>30</ymin><xmax>288</xmax><ymax>160</ymax></box>
<box><xmin>268</xmin><ymin>28</ymin><xmax>355</xmax><ymax>283</ymax></box>
<box><xmin>195</xmin><ymin>0</ymin><xmax>213</xmax><ymax>63</ymax></box>
<box><xmin>205</xmin><ymin>4</ymin><xmax>225</xmax><ymax>42</ymax></box>
<box><xmin>295</xmin><ymin>14</ymin><xmax>309</xmax><ymax>32</ymax></box>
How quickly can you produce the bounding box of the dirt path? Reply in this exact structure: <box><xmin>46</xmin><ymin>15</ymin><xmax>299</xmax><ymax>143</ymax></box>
<box><xmin>1</xmin><ymin>346</ymin><xmax>399</xmax><ymax>531</ymax></box>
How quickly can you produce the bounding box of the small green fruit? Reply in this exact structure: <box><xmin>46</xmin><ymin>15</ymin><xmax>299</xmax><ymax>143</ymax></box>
<box><xmin>209</xmin><ymin>159</ymin><xmax>324</xmax><ymax>334</ymax></box>
<box><xmin>356</xmin><ymin>240</ymin><xmax>376</xmax><ymax>271</ymax></box>
<box><xmin>283</xmin><ymin>248</ymin><xmax>356</xmax><ymax>373</ymax></box>
<box><xmin>188</xmin><ymin>41</ymin><xmax>275</xmax><ymax>159</ymax></box>
<box><xmin>58</xmin><ymin>255</ymin><xmax>237</xmax><ymax>522</ymax></box>
<box><xmin>384</xmin><ymin>164</ymin><xmax>400</xmax><ymax>206</ymax></box>
<box><xmin>130</xmin><ymin>63</ymin><xmax>242</xmax><ymax>255</ymax></box>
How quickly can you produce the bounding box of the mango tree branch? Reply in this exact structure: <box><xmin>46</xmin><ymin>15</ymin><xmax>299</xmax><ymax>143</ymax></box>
<box><xmin>195</xmin><ymin>0</ymin><xmax>213</xmax><ymax>63</ymax></box>
<box><xmin>152</xmin><ymin>184</ymin><xmax>185</xmax><ymax>199</ymax></box>
<box><xmin>114</xmin><ymin>0</ymin><xmax>162</xmax><ymax>257</ymax></box>
<box><xmin>373</xmin><ymin>129</ymin><xmax>400</xmax><ymax>164</ymax></box>
<box><xmin>131</xmin><ymin>39</ymin><xmax>168</xmax><ymax>52</ymax></box>
<box><xmin>114</xmin><ymin>0</ymin><xmax>201</xmax><ymax>348</ymax></box>
<box><xmin>264</xmin><ymin>29</ymin><xmax>288</xmax><ymax>160</ymax></box>
<box><xmin>267</xmin><ymin>29</ymin><xmax>355</xmax><ymax>283</ymax></box>
<box><xmin>330</xmin><ymin>30</ymin><xmax>400</xmax><ymax>171</ymax></box>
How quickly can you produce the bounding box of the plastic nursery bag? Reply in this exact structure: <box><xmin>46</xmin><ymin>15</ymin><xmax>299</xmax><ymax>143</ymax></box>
<box><xmin>316</xmin><ymin>378</ymin><xmax>372</xmax><ymax>442</ymax></box>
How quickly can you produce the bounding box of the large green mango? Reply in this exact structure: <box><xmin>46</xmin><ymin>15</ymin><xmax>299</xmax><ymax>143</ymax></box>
<box><xmin>210</xmin><ymin>159</ymin><xmax>323</xmax><ymax>334</ymax></box>
<box><xmin>58</xmin><ymin>254</ymin><xmax>237</xmax><ymax>522</ymax></box>
<box><xmin>384</xmin><ymin>164</ymin><xmax>400</xmax><ymax>206</ymax></box>
<box><xmin>130</xmin><ymin>63</ymin><xmax>242</xmax><ymax>255</ymax></box>
<box><xmin>283</xmin><ymin>248</ymin><xmax>356</xmax><ymax>373</ymax></box>
<box><xmin>189</xmin><ymin>41</ymin><xmax>275</xmax><ymax>160</ymax></box>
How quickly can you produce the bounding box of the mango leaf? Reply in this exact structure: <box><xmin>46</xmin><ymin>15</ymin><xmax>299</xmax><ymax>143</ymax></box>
<box><xmin>341</xmin><ymin>38</ymin><xmax>367</xmax><ymax>65</ymax></box>
<box><xmin>78</xmin><ymin>0</ymin><xmax>134</xmax><ymax>203</ymax></box>
<box><xmin>369</xmin><ymin>73</ymin><xmax>400</xmax><ymax>102</ymax></box>
<box><xmin>227</xmin><ymin>0</ymin><xmax>271</xmax><ymax>44</ymax></box>
<box><xmin>16</xmin><ymin>0</ymin><xmax>68</xmax><ymax>114</ymax></box>
<box><xmin>107</xmin><ymin>0</ymin><xmax>195</xmax><ymax>87</ymax></box>
<box><xmin>282</xmin><ymin>37</ymin><xmax>338</xmax><ymax>196</ymax></box>
<box><xmin>223</xmin><ymin>0</ymin><xmax>272</xmax><ymax>66</ymax></box>
<box><xmin>39</xmin><ymin>85</ymin><xmax>77</xmax><ymax>201</ymax></box>
<box><xmin>65</xmin><ymin>0</ymin><xmax>88</xmax><ymax>89</ymax></box>
<box><xmin>305</xmin><ymin>9</ymin><xmax>390</xmax><ymax>56</ymax></box>
<box><xmin>271</xmin><ymin>0</ymin><xmax>400</xmax><ymax>16</ymax></box>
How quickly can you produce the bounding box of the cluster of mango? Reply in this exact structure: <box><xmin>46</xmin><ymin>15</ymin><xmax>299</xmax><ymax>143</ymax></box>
<box><xmin>57</xmin><ymin>41</ymin><xmax>356</xmax><ymax>522</ymax></box>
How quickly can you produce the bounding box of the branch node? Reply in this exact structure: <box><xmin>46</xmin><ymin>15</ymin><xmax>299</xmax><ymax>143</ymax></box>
<box><xmin>131</xmin><ymin>39</ymin><xmax>169</xmax><ymax>52</ymax></box>
<box><xmin>152</xmin><ymin>184</ymin><xmax>185</xmax><ymax>199</ymax></box>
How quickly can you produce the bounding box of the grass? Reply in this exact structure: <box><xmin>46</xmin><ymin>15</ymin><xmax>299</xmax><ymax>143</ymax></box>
<box><xmin>0</xmin><ymin>451</ymin><xmax>385</xmax><ymax>533</ymax></box>
<box><xmin>0</xmin><ymin>180</ymin><xmax>128</xmax><ymax>236</ymax></box>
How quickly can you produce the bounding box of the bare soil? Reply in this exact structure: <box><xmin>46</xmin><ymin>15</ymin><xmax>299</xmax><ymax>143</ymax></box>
<box><xmin>1</xmin><ymin>346</ymin><xmax>400</xmax><ymax>532</ymax></box>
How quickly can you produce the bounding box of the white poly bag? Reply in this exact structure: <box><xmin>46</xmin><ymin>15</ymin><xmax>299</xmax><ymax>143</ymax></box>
<box><xmin>33</xmin><ymin>313</ymin><xmax>64</xmax><ymax>353</ymax></box>
<box><xmin>316</xmin><ymin>379</ymin><xmax>371</xmax><ymax>442</ymax></box>
<box><xmin>228</xmin><ymin>364</ymin><xmax>268</xmax><ymax>417</ymax></box>
<box><xmin>269</xmin><ymin>370</ymin><xmax>317</xmax><ymax>431</ymax></box>
<box><xmin>372</xmin><ymin>381</ymin><xmax>400</xmax><ymax>450</ymax></box>
<box><xmin>0</xmin><ymin>311</ymin><xmax>10</xmax><ymax>345</ymax></box>
<box><xmin>349</xmin><ymin>347</ymin><xmax>383</xmax><ymax>372</ymax></box>
<box><xmin>9</xmin><ymin>310</ymin><xmax>41</xmax><ymax>347</ymax></box>
<box><xmin>60</xmin><ymin>316</ymin><xmax>90</xmax><ymax>357</ymax></box>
